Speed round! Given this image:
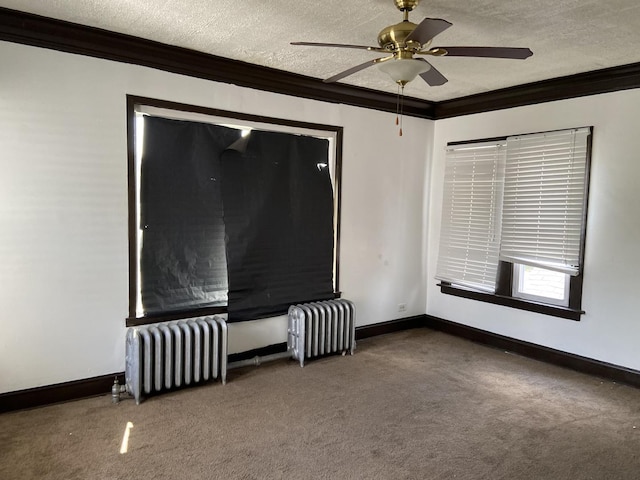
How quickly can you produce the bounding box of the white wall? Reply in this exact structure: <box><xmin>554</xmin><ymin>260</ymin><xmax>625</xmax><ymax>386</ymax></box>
<box><xmin>8</xmin><ymin>36</ymin><xmax>636</xmax><ymax>395</ymax></box>
<box><xmin>427</xmin><ymin>90</ymin><xmax>640</xmax><ymax>371</ymax></box>
<box><xmin>0</xmin><ymin>41</ymin><xmax>432</xmax><ymax>393</ymax></box>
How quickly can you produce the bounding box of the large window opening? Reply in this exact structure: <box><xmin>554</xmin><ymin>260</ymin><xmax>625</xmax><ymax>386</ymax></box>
<box><xmin>127</xmin><ymin>97</ymin><xmax>342</xmax><ymax>326</ymax></box>
<box><xmin>436</xmin><ymin>127</ymin><xmax>592</xmax><ymax>320</ymax></box>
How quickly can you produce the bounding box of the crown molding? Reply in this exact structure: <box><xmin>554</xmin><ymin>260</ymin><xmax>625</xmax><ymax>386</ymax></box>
<box><xmin>3</xmin><ymin>7</ymin><xmax>640</xmax><ymax>121</ymax></box>
<box><xmin>0</xmin><ymin>7</ymin><xmax>434</xmax><ymax>119</ymax></box>
<box><xmin>434</xmin><ymin>62</ymin><xmax>640</xmax><ymax>118</ymax></box>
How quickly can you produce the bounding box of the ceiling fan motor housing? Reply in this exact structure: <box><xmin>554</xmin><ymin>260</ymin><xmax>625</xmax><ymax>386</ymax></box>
<box><xmin>380</xmin><ymin>0</ymin><xmax>425</xmax><ymax>51</ymax></box>
<box><xmin>377</xmin><ymin>21</ymin><xmax>424</xmax><ymax>52</ymax></box>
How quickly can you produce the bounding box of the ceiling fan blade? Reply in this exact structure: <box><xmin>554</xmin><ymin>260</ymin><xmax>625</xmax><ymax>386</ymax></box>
<box><xmin>323</xmin><ymin>57</ymin><xmax>392</xmax><ymax>83</ymax></box>
<box><xmin>405</xmin><ymin>18</ymin><xmax>453</xmax><ymax>45</ymax></box>
<box><xmin>416</xmin><ymin>58</ymin><xmax>448</xmax><ymax>86</ymax></box>
<box><xmin>291</xmin><ymin>42</ymin><xmax>385</xmax><ymax>52</ymax></box>
<box><xmin>436</xmin><ymin>46</ymin><xmax>533</xmax><ymax>59</ymax></box>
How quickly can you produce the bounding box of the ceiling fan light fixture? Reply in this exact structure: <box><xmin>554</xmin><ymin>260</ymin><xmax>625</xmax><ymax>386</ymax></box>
<box><xmin>292</xmin><ymin>0</ymin><xmax>533</xmax><ymax>92</ymax></box>
<box><xmin>378</xmin><ymin>58</ymin><xmax>430</xmax><ymax>85</ymax></box>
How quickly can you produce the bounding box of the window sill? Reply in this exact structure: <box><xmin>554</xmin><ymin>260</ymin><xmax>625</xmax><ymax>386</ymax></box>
<box><xmin>437</xmin><ymin>283</ymin><xmax>584</xmax><ymax>321</ymax></box>
<box><xmin>126</xmin><ymin>292</ymin><xmax>343</xmax><ymax>327</ymax></box>
<box><xmin>126</xmin><ymin>305</ymin><xmax>228</xmax><ymax>327</ymax></box>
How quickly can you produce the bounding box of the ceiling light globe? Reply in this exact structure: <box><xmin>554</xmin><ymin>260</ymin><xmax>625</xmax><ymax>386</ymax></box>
<box><xmin>378</xmin><ymin>58</ymin><xmax>431</xmax><ymax>85</ymax></box>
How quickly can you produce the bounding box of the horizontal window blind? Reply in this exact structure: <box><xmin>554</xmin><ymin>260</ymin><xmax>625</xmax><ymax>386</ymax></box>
<box><xmin>220</xmin><ymin>130</ymin><xmax>335</xmax><ymax>321</ymax></box>
<box><xmin>133</xmin><ymin>106</ymin><xmax>340</xmax><ymax>322</ymax></box>
<box><xmin>499</xmin><ymin>128</ymin><xmax>590</xmax><ymax>275</ymax></box>
<box><xmin>436</xmin><ymin>142</ymin><xmax>506</xmax><ymax>292</ymax></box>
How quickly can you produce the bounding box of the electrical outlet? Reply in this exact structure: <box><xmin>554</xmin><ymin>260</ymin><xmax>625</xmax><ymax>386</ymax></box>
<box><xmin>398</xmin><ymin>303</ymin><xmax>407</xmax><ymax>313</ymax></box>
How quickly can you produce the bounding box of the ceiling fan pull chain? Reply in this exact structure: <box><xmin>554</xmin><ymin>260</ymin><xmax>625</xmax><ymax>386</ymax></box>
<box><xmin>395</xmin><ymin>83</ymin><xmax>400</xmax><ymax>126</ymax></box>
<box><xmin>399</xmin><ymin>84</ymin><xmax>404</xmax><ymax>137</ymax></box>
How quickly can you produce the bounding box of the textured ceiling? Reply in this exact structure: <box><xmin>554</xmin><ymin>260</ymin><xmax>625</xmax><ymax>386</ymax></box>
<box><xmin>2</xmin><ymin>0</ymin><xmax>640</xmax><ymax>101</ymax></box>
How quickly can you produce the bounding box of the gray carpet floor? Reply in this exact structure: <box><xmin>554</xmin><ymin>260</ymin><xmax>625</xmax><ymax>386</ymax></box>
<box><xmin>1</xmin><ymin>328</ymin><xmax>640</xmax><ymax>479</ymax></box>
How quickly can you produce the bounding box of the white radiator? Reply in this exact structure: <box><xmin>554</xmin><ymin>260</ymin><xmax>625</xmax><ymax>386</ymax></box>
<box><xmin>287</xmin><ymin>299</ymin><xmax>356</xmax><ymax>367</ymax></box>
<box><xmin>125</xmin><ymin>316</ymin><xmax>227</xmax><ymax>404</ymax></box>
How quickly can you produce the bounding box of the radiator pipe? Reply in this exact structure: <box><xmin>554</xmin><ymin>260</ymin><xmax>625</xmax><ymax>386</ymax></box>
<box><xmin>227</xmin><ymin>350</ymin><xmax>292</xmax><ymax>370</ymax></box>
<box><xmin>112</xmin><ymin>350</ymin><xmax>292</xmax><ymax>403</ymax></box>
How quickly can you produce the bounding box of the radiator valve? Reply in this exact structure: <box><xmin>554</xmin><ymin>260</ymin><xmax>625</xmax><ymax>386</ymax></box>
<box><xmin>111</xmin><ymin>377</ymin><xmax>127</xmax><ymax>404</ymax></box>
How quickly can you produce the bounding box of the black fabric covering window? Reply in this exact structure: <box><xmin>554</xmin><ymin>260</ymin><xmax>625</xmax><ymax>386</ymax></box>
<box><xmin>221</xmin><ymin>130</ymin><xmax>335</xmax><ymax>321</ymax></box>
<box><xmin>139</xmin><ymin>116</ymin><xmax>335</xmax><ymax>321</ymax></box>
<box><xmin>140</xmin><ymin>116</ymin><xmax>240</xmax><ymax>315</ymax></box>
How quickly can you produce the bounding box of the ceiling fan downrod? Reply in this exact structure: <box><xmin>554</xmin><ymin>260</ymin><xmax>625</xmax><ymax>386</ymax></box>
<box><xmin>378</xmin><ymin>0</ymin><xmax>427</xmax><ymax>52</ymax></box>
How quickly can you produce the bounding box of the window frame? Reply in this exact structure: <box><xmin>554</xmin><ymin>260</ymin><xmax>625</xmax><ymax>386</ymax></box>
<box><xmin>126</xmin><ymin>96</ymin><xmax>344</xmax><ymax>327</ymax></box>
<box><xmin>437</xmin><ymin>127</ymin><xmax>592</xmax><ymax>321</ymax></box>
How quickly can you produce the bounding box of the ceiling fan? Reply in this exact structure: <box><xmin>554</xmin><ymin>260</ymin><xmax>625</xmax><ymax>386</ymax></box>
<box><xmin>291</xmin><ymin>0</ymin><xmax>533</xmax><ymax>88</ymax></box>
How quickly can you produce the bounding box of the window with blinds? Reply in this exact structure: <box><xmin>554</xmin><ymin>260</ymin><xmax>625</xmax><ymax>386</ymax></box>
<box><xmin>500</xmin><ymin>128</ymin><xmax>590</xmax><ymax>275</ymax></box>
<box><xmin>437</xmin><ymin>127</ymin><xmax>592</xmax><ymax>319</ymax></box>
<box><xmin>127</xmin><ymin>98</ymin><xmax>342</xmax><ymax>326</ymax></box>
<box><xmin>436</xmin><ymin>141</ymin><xmax>506</xmax><ymax>292</ymax></box>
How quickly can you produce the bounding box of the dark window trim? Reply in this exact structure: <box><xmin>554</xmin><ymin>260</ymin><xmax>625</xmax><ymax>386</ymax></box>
<box><xmin>439</xmin><ymin>127</ymin><xmax>593</xmax><ymax>322</ymax></box>
<box><xmin>447</xmin><ymin>136</ymin><xmax>507</xmax><ymax>147</ymax></box>
<box><xmin>446</xmin><ymin>126</ymin><xmax>592</xmax><ymax>148</ymax></box>
<box><xmin>126</xmin><ymin>95</ymin><xmax>344</xmax><ymax>327</ymax></box>
<box><xmin>498</xmin><ymin>260</ymin><xmax>584</xmax><ymax>312</ymax></box>
<box><xmin>438</xmin><ymin>282</ymin><xmax>584</xmax><ymax>321</ymax></box>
